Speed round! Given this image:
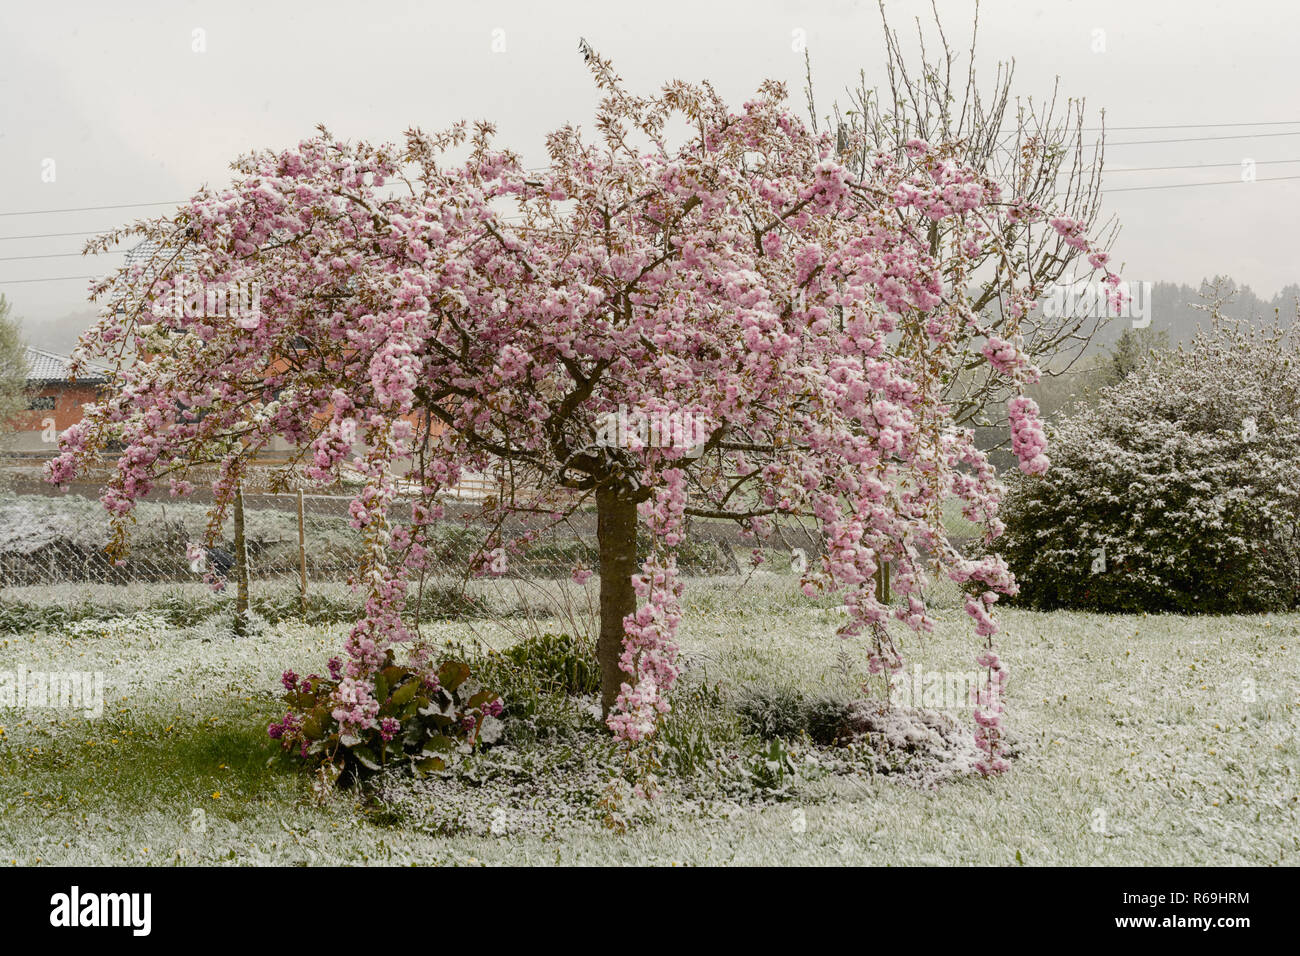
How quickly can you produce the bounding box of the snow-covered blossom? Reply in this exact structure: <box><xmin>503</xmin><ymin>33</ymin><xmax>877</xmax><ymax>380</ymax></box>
<box><xmin>1007</xmin><ymin>396</ymin><xmax>1050</xmax><ymax>475</ymax></box>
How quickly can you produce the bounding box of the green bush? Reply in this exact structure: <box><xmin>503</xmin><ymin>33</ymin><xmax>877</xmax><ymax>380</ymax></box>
<box><xmin>653</xmin><ymin>681</ymin><xmax>743</xmax><ymax>778</ymax></box>
<box><xmin>501</xmin><ymin>632</ymin><xmax>599</xmax><ymax>696</ymax></box>
<box><xmin>734</xmin><ymin>686</ymin><xmax>855</xmax><ymax>745</ymax></box>
<box><xmin>746</xmin><ymin>737</ymin><xmax>799</xmax><ymax>792</ymax></box>
<box><xmin>1000</xmin><ymin>318</ymin><xmax>1300</xmax><ymax>613</ymax></box>
<box><xmin>0</xmin><ymin>600</ymin><xmax>102</xmax><ymax>633</ymax></box>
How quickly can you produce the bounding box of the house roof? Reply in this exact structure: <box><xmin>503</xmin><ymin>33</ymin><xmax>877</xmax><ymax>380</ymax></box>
<box><xmin>123</xmin><ymin>237</ymin><xmax>169</xmax><ymax>269</ymax></box>
<box><xmin>123</xmin><ymin>236</ymin><xmax>196</xmax><ymax>275</ymax></box>
<box><xmin>24</xmin><ymin>346</ymin><xmax>109</xmax><ymax>385</ymax></box>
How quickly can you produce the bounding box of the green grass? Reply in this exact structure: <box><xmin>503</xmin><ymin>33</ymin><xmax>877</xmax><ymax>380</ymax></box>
<box><xmin>941</xmin><ymin>496</ymin><xmax>985</xmax><ymax>542</ymax></box>
<box><xmin>1</xmin><ymin>575</ymin><xmax>1297</xmax><ymax>865</ymax></box>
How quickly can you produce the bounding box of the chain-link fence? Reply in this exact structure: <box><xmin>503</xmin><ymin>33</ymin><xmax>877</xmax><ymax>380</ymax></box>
<box><xmin>0</xmin><ymin>462</ymin><xmax>831</xmax><ymax>627</ymax></box>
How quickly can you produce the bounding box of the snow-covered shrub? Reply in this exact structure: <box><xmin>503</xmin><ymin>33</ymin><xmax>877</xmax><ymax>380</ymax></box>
<box><xmin>734</xmin><ymin>686</ymin><xmax>856</xmax><ymax>745</ymax></box>
<box><xmin>1001</xmin><ymin>316</ymin><xmax>1300</xmax><ymax>613</ymax></box>
<box><xmin>63</xmin><ymin>611</ymin><xmax>172</xmax><ymax>640</ymax></box>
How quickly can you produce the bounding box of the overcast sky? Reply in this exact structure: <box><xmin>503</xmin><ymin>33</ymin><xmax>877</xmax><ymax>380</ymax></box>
<box><xmin>2</xmin><ymin>0</ymin><xmax>1297</xmax><ymax>338</ymax></box>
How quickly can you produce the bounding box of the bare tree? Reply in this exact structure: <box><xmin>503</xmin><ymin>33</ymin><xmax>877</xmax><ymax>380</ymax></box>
<box><xmin>807</xmin><ymin>0</ymin><xmax>1120</xmax><ymax>436</ymax></box>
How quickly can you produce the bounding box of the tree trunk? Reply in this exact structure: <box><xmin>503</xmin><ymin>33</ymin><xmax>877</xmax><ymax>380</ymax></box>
<box><xmin>595</xmin><ymin>485</ymin><xmax>638</xmax><ymax>717</ymax></box>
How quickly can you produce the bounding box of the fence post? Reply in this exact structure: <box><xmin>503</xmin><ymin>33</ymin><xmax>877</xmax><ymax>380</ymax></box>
<box><xmin>233</xmin><ymin>481</ymin><xmax>250</xmax><ymax>637</ymax></box>
<box><xmin>297</xmin><ymin>488</ymin><xmax>307</xmax><ymax>615</ymax></box>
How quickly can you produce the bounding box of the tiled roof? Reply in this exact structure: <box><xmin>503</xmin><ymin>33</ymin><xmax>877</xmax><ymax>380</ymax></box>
<box><xmin>24</xmin><ymin>346</ymin><xmax>109</xmax><ymax>384</ymax></box>
<box><xmin>123</xmin><ymin>236</ymin><xmax>195</xmax><ymax>274</ymax></box>
<box><xmin>122</xmin><ymin>237</ymin><xmax>166</xmax><ymax>268</ymax></box>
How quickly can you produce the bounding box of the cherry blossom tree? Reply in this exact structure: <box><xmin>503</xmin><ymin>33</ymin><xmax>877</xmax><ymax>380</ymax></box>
<box><xmin>54</xmin><ymin>47</ymin><xmax>1120</xmax><ymax>772</ymax></box>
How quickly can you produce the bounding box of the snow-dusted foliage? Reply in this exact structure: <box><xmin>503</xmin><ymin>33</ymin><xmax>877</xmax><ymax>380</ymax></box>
<box><xmin>1001</xmin><ymin>315</ymin><xmax>1300</xmax><ymax>613</ymax></box>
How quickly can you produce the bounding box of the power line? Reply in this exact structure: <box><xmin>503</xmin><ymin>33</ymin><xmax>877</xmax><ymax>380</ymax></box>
<box><xmin>1050</xmin><ymin>159</ymin><xmax>1300</xmax><ymax>178</ymax></box>
<box><xmin>0</xmin><ymin>200</ymin><xmax>184</xmax><ymax>218</ymax></box>
<box><xmin>2</xmin><ymin>140</ymin><xmax>1296</xmax><ymax>257</ymax></box>
<box><xmin>1103</xmin><ymin>175</ymin><xmax>1300</xmax><ymax>193</ymax></box>
<box><xmin>0</xmin><ymin>123</ymin><xmax>1295</xmax><ymax>218</ymax></box>
<box><xmin>0</xmin><ymin>250</ymin><xmax>123</xmax><ymax>263</ymax></box>
<box><xmin>0</xmin><ymin>229</ymin><xmax>108</xmax><ymax>242</ymax></box>
<box><xmin>1106</xmin><ymin>131</ymin><xmax>1300</xmax><ymax>146</ymax></box>
<box><xmin>0</xmin><ymin>274</ymin><xmax>97</xmax><ymax>285</ymax></box>
<box><xmin>7</xmin><ymin>173</ymin><xmax>1298</xmax><ymax>266</ymax></box>
<box><xmin>6</xmin><ymin>175</ymin><xmax>1298</xmax><ymax>277</ymax></box>
<box><xmin>0</xmin><ymin>129</ymin><xmax>1296</xmax><ymax>220</ymax></box>
<box><xmin>1012</xmin><ymin>119</ymin><xmax>1300</xmax><ymax>132</ymax></box>
<box><xmin>1104</xmin><ymin>159</ymin><xmax>1300</xmax><ymax>173</ymax></box>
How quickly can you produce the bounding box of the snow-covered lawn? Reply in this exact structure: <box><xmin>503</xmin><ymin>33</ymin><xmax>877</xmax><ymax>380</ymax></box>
<box><xmin>1</xmin><ymin>576</ymin><xmax>1297</xmax><ymax>865</ymax></box>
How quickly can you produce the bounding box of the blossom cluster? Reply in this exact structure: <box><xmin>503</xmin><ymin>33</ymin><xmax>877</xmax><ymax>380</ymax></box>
<box><xmin>972</xmin><ymin>646</ymin><xmax>1010</xmax><ymax>775</ymax></box>
<box><xmin>607</xmin><ymin>470</ymin><xmax>687</xmax><ymax>740</ymax></box>
<box><xmin>1007</xmin><ymin>396</ymin><xmax>1050</xmax><ymax>476</ymax></box>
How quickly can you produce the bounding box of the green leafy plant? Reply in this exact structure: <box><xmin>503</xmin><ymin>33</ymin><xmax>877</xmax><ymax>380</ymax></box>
<box><xmin>653</xmin><ymin>680</ymin><xmax>740</xmax><ymax>778</ymax></box>
<box><xmin>735</xmin><ymin>686</ymin><xmax>854</xmax><ymax>745</ymax></box>
<box><xmin>268</xmin><ymin>651</ymin><xmax>504</xmax><ymax>786</ymax></box>
<box><xmin>501</xmin><ymin>632</ymin><xmax>599</xmax><ymax>696</ymax></box>
<box><xmin>748</xmin><ymin>737</ymin><xmax>798</xmax><ymax>793</ymax></box>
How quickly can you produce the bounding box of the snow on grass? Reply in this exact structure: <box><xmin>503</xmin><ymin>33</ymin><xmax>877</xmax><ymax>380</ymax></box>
<box><xmin>0</xmin><ymin>574</ymin><xmax>1297</xmax><ymax>865</ymax></box>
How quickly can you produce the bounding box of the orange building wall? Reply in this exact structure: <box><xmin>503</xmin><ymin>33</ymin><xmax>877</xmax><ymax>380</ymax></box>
<box><xmin>12</xmin><ymin>384</ymin><xmax>102</xmax><ymax>432</ymax></box>
<box><xmin>7</xmin><ymin>366</ymin><xmax>446</xmax><ymax>462</ymax></box>
<box><xmin>5</xmin><ymin>383</ymin><xmax>103</xmax><ymax>451</ymax></box>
